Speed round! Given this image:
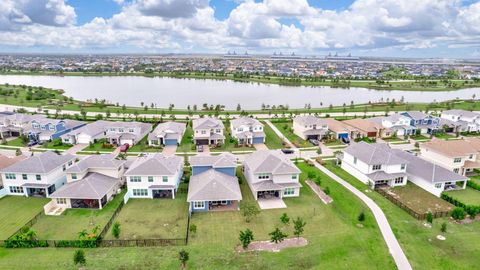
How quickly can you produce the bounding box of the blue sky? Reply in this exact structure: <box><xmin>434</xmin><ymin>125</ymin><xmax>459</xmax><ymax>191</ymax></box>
<box><xmin>0</xmin><ymin>0</ymin><xmax>479</xmax><ymax>58</ymax></box>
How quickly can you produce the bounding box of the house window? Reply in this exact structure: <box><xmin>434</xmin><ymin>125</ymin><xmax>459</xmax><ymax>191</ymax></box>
<box><xmin>68</xmin><ymin>161</ymin><xmax>73</xmax><ymax>166</ymax></box>
<box><xmin>258</xmin><ymin>173</ymin><xmax>269</xmax><ymax>180</ymax></box>
<box><xmin>5</xmin><ymin>173</ymin><xmax>16</xmax><ymax>180</ymax></box>
<box><xmin>148</xmin><ymin>176</ymin><xmax>154</xmax><ymax>182</ymax></box>
<box><xmin>401</xmin><ymin>164</ymin><xmax>406</xmax><ymax>170</ymax></box>
<box><xmin>453</xmin><ymin>158</ymin><xmax>462</xmax><ymax>163</ymax></box>
<box><xmin>193</xmin><ymin>201</ymin><xmax>205</xmax><ymax>209</ymax></box>
<box><xmin>129</xmin><ymin>129</ymin><xmax>134</xmax><ymax>133</ymax></box>
<box><xmin>284</xmin><ymin>188</ymin><xmax>295</xmax><ymax>196</ymax></box>
<box><xmin>56</xmin><ymin>198</ymin><xmax>67</xmax><ymax>204</ymax></box>
<box><xmin>62</xmin><ymin>165</ymin><xmax>66</xmax><ymax>171</ymax></box>
<box><xmin>291</xmin><ymin>175</ymin><xmax>298</xmax><ymax>180</ymax></box>
<box><xmin>36</xmin><ymin>175</ymin><xmax>42</xmax><ymax>181</ymax></box>
<box><xmin>49</xmin><ymin>125</ymin><xmax>55</xmax><ymax>131</ymax></box>
<box><xmin>353</xmin><ymin>157</ymin><xmax>357</xmax><ymax>164</ymax></box>
<box><xmin>394</xmin><ymin>177</ymin><xmax>403</xmax><ymax>184</ymax></box>
<box><xmin>372</xmin><ymin>164</ymin><xmax>382</xmax><ymax>171</ymax></box>
<box><xmin>32</xmin><ymin>123</ymin><xmax>39</xmax><ymax>129</ymax></box>
<box><xmin>9</xmin><ymin>186</ymin><xmax>24</xmax><ymax>194</ymax></box>
<box><xmin>119</xmin><ymin>128</ymin><xmax>124</xmax><ymax>132</ymax></box>
<box><xmin>132</xmin><ymin>189</ymin><xmax>148</xmax><ymax>196</ymax></box>
<box><xmin>469</xmin><ymin>154</ymin><xmax>474</xmax><ymax>159</ymax></box>
<box><xmin>453</xmin><ymin>168</ymin><xmax>460</xmax><ymax>173</ymax></box>
<box><xmin>162</xmin><ymin>176</ymin><xmax>168</xmax><ymax>182</ymax></box>
<box><xmin>22</xmin><ymin>174</ymin><xmax>27</xmax><ymax>180</ymax></box>
<box><xmin>216</xmin><ymin>129</ymin><xmax>221</xmax><ymax>133</ymax></box>
<box><xmin>201</xmin><ymin>130</ymin><xmax>206</xmax><ymax>134</ymax></box>
<box><xmin>238</xmin><ymin>128</ymin><xmax>243</xmax><ymax>132</ymax></box>
<box><xmin>72</xmin><ymin>174</ymin><xmax>77</xmax><ymax>180</ymax></box>
<box><xmin>130</xmin><ymin>176</ymin><xmax>141</xmax><ymax>182</ymax></box>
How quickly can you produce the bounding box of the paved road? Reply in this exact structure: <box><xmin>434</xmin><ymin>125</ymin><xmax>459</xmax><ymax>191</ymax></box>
<box><xmin>311</xmin><ymin>160</ymin><xmax>412</xmax><ymax>270</ymax></box>
<box><xmin>264</xmin><ymin>120</ymin><xmax>295</xmax><ymax>148</ymax></box>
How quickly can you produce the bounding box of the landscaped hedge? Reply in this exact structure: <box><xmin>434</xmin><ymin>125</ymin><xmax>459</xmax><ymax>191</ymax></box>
<box><xmin>54</xmin><ymin>240</ymin><xmax>97</xmax><ymax>248</ymax></box>
<box><xmin>467</xmin><ymin>180</ymin><xmax>480</xmax><ymax>191</ymax></box>
<box><xmin>4</xmin><ymin>239</ymin><xmax>48</xmax><ymax>248</ymax></box>
<box><xmin>441</xmin><ymin>193</ymin><xmax>480</xmax><ymax>218</ymax></box>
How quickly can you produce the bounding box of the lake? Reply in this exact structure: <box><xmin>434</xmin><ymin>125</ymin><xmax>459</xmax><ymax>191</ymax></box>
<box><xmin>0</xmin><ymin>75</ymin><xmax>479</xmax><ymax>110</ymax></box>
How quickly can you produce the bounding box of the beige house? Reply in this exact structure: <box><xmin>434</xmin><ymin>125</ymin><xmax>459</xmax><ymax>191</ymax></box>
<box><xmin>192</xmin><ymin>117</ymin><xmax>225</xmax><ymax>146</ymax></box>
<box><xmin>292</xmin><ymin>115</ymin><xmax>328</xmax><ymax>140</ymax></box>
<box><xmin>343</xmin><ymin>118</ymin><xmax>391</xmax><ymax>139</ymax></box>
<box><xmin>419</xmin><ymin>138</ymin><xmax>480</xmax><ymax>175</ymax></box>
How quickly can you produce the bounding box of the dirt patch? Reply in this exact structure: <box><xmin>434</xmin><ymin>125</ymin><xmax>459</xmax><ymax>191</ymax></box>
<box><xmin>237</xmin><ymin>237</ymin><xmax>308</xmax><ymax>253</ymax></box>
<box><xmin>456</xmin><ymin>215</ymin><xmax>480</xmax><ymax>224</ymax></box>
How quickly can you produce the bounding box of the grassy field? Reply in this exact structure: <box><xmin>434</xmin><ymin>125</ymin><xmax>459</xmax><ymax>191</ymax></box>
<box><xmin>3</xmin><ymin>137</ymin><xmax>25</xmax><ymax>147</ymax></box>
<box><xmin>271</xmin><ymin>121</ymin><xmax>313</xmax><ymax>148</ymax></box>
<box><xmin>210</xmin><ymin>129</ymin><xmax>254</xmax><ymax>152</ymax></box>
<box><xmin>262</xmin><ymin>121</ymin><xmax>285</xmax><ymax>149</ymax></box>
<box><xmin>469</xmin><ymin>175</ymin><xmax>480</xmax><ymax>186</ymax></box>
<box><xmin>447</xmin><ymin>187</ymin><xmax>480</xmax><ymax>206</ymax></box>
<box><xmin>105</xmin><ymin>187</ymin><xmax>189</xmax><ymax>240</ymax></box>
<box><xmin>323</xmin><ymin>160</ymin><xmax>480</xmax><ymax>270</ymax></box>
<box><xmin>0</xmin><ymin>196</ymin><xmax>49</xmax><ymax>240</ymax></box>
<box><xmin>128</xmin><ymin>135</ymin><xmax>162</xmax><ymax>153</ymax></box>
<box><xmin>81</xmin><ymin>139</ymin><xmax>115</xmax><ymax>153</ymax></box>
<box><xmin>40</xmin><ymin>141</ymin><xmax>73</xmax><ymax>150</ymax></box>
<box><xmin>388</xmin><ymin>183</ymin><xmax>454</xmax><ymax>213</ymax></box>
<box><xmin>177</xmin><ymin>125</ymin><xmax>194</xmax><ymax>153</ymax></box>
<box><xmin>31</xmin><ymin>191</ymin><xmax>125</xmax><ymax>240</ymax></box>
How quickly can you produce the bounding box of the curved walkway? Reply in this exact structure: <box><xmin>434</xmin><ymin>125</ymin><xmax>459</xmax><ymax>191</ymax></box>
<box><xmin>311</xmin><ymin>161</ymin><xmax>412</xmax><ymax>270</ymax></box>
<box><xmin>264</xmin><ymin>120</ymin><xmax>295</xmax><ymax>148</ymax></box>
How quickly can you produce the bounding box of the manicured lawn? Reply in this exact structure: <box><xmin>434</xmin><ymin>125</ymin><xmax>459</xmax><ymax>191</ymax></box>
<box><xmin>382</xmin><ymin>137</ymin><xmax>406</xmax><ymax>142</ymax></box>
<box><xmin>434</xmin><ymin>133</ymin><xmax>456</xmax><ymax>140</ymax></box>
<box><xmin>469</xmin><ymin>175</ymin><xmax>480</xmax><ymax>186</ymax></box>
<box><xmin>447</xmin><ymin>187</ymin><xmax>480</xmax><ymax>206</ymax></box>
<box><xmin>323</xmin><ymin>160</ymin><xmax>480</xmax><ymax>270</ymax></box>
<box><xmin>3</xmin><ymin>137</ymin><xmax>25</xmax><ymax>147</ymax></box>
<box><xmin>176</xmin><ymin>125</ymin><xmax>194</xmax><ymax>153</ymax></box>
<box><xmin>262</xmin><ymin>121</ymin><xmax>286</xmax><ymax>149</ymax></box>
<box><xmin>410</xmin><ymin>134</ymin><xmax>430</xmax><ymax>141</ymax></box>
<box><xmin>81</xmin><ymin>138</ymin><xmax>115</xmax><ymax>152</ymax></box>
<box><xmin>128</xmin><ymin>135</ymin><xmax>162</xmax><ymax>153</ymax></box>
<box><xmin>389</xmin><ymin>183</ymin><xmax>454</xmax><ymax>214</ymax></box>
<box><xmin>105</xmin><ymin>186</ymin><xmax>189</xmax><ymax>240</ymax></box>
<box><xmin>271</xmin><ymin>121</ymin><xmax>313</xmax><ymax>148</ymax></box>
<box><xmin>211</xmin><ymin>129</ymin><xmax>254</xmax><ymax>153</ymax></box>
<box><xmin>31</xmin><ymin>190</ymin><xmax>125</xmax><ymax>240</ymax></box>
<box><xmin>40</xmin><ymin>141</ymin><xmax>73</xmax><ymax>150</ymax></box>
<box><xmin>0</xmin><ymin>196</ymin><xmax>49</xmax><ymax>240</ymax></box>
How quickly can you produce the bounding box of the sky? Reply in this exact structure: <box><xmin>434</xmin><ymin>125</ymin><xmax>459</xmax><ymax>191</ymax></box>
<box><xmin>0</xmin><ymin>0</ymin><xmax>479</xmax><ymax>58</ymax></box>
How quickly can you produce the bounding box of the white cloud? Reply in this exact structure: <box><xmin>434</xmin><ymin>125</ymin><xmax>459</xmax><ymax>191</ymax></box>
<box><xmin>135</xmin><ymin>0</ymin><xmax>209</xmax><ymax>19</ymax></box>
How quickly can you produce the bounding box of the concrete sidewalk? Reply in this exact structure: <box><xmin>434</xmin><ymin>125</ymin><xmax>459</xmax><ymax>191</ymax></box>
<box><xmin>264</xmin><ymin>120</ymin><xmax>295</xmax><ymax>148</ymax></box>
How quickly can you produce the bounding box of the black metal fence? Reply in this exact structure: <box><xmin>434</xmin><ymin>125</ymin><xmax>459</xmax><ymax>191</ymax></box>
<box><xmin>98</xmin><ymin>198</ymin><xmax>125</xmax><ymax>240</ymax></box>
<box><xmin>99</xmin><ymin>238</ymin><xmax>186</xmax><ymax>247</ymax></box>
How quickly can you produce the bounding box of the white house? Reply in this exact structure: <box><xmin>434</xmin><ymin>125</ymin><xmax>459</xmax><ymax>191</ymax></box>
<box><xmin>0</xmin><ymin>151</ymin><xmax>76</xmax><ymax>197</ymax></box>
<box><xmin>124</xmin><ymin>154</ymin><xmax>184</xmax><ymax>199</ymax></box>
<box><xmin>292</xmin><ymin>115</ymin><xmax>328</xmax><ymax>140</ymax></box>
<box><xmin>340</xmin><ymin>142</ymin><xmax>408</xmax><ymax>188</ymax></box>
<box><xmin>148</xmin><ymin>121</ymin><xmax>186</xmax><ymax>146</ymax></box>
<box><xmin>392</xmin><ymin>149</ymin><xmax>468</xmax><ymax>197</ymax></box>
<box><xmin>192</xmin><ymin>117</ymin><xmax>225</xmax><ymax>146</ymax></box>
<box><xmin>419</xmin><ymin>138</ymin><xmax>480</xmax><ymax>175</ymax></box>
<box><xmin>104</xmin><ymin>121</ymin><xmax>152</xmax><ymax>146</ymax></box>
<box><xmin>368</xmin><ymin>113</ymin><xmax>416</xmax><ymax>136</ymax></box>
<box><xmin>230</xmin><ymin>117</ymin><xmax>265</xmax><ymax>145</ymax></box>
<box><xmin>0</xmin><ymin>113</ymin><xmax>35</xmax><ymax>138</ymax></box>
<box><xmin>45</xmin><ymin>154</ymin><xmax>126</xmax><ymax>213</ymax></box>
<box><xmin>243</xmin><ymin>150</ymin><xmax>301</xmax><ymax>201</ymax></box>
<box><xmin>440</xmin><ymin>109</ymin><xmax>480</xmax><ymax>132</ymax></box>
<box><xmin>61</xmin><ymin>120</ymin><xmax>113</xmax><ymax>145</ymax></box>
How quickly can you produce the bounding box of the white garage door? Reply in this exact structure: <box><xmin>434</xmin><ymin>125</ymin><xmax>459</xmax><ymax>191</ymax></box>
<box><xmin>120</xmin><ymin>139</ymin><xmax>134</xmax><ymax>146</ymax></box>
<box><xmin>77</xmin><ymin>134</ymin><xmax>92</xmax><ymax>144</ymax></box>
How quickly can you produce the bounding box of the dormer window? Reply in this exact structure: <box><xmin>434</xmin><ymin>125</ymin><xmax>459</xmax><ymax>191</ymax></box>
<box><xmin>372</xmin><ymin>164</ymin><xmax>382</xmax><ymax>171</ymax></box>
<box><xmin>453</xmin><ymin>158</ymin><xmax>462</xmax><ymax>163</ymax></box>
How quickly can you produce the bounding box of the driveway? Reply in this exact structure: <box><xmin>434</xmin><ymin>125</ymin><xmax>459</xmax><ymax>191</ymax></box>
<box><xmin>162</xmin><ymin>145</ymin><xmax>177</xmax><ymax>156</ymax></box>
<box><xmin>64</xmin><ymin>143</ymin><xmax>88</xmax><ymax>155</ymax></box>
<box><xmin>257</xmin><ymin>198</ymin><xmax>287</xmax><ymax>209</ymax></box>
<box><xmin>254</xmin><ymin>143</ymin><xmax>268</xmax><ymax>150</ymax></box>
<box><xmin>311</xmin><ymin>160</ymin><xmax>412</xmax><ymax>270</ymax></box>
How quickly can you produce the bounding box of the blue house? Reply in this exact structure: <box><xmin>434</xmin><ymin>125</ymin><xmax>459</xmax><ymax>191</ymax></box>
<box><xmin>400</xmin><ymin>111</ymin><xmax>441</xmax><ymax>134</ymax></box>
<box><xmin>187</xmin><ymin>153</ymin><xmax>241</xmax><ymax>213</ymax></box>
<box><xmin>28</xmin><ymin>117</ymin><xmax>86</xmax><ymax>143</ymax></box>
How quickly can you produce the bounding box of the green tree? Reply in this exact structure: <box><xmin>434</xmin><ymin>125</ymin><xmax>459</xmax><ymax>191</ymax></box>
<box><xmin>293</xmin><ymin>217</ymin><xmax>306</xmax><ymax>238</ymax></box>
<box><xmin>179</xmin><ymin>249</ymin><xmax>189</xmax><ymax>269</ymax></box>
<box><xmin>280</xmin><ymin>213</ymin><xmax>290</xmax><ymax>225</ymax></box>
<box><xmin>441</xmin><ymin>222</ymin><xmax>447</xmax><ymax>233</ymax></box>
<box><xmin>240</xmin><ymin>201</ymin><xmax>260</xmax><ymax>223</ymax></box>
<box><xmin>189</xmin><ymin>224</ymin><xmax>197</xmax><ymax>237</ymax></box>
<box><xmin>73</xmin><ymin>250</ymin><xmax>86</xmax><ymax>266</ymax></box>
<box><xmin>112</xmin><ymin>222</ymin><xmax>120</xmax><ymax>239</ymax></box>
<box><xmin>269</xmin><ymin>228</ymin><xmax>287</xmax><ymax>243</ymax></box>
<box><xmin>239</xmin><ymin>229</ymin><xmax>254</xmax><ymax>249</ymax></box>
<box><xmin>426</xmin><ymin>212</ymin><xmax>433</xmax><ymax>224</ymax></box>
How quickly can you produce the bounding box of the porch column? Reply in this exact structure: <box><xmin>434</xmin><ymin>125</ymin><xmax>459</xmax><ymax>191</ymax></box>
<box><xmin>172</xmin><ymin>188</ymin><xmax>175</xmax><ymax>199</ymax></box>
<box><xmin>98</xmin><ymin>199</ymin><xmax>103</xmax><ymax>209</ymax></box>
<box><xmin>462</xmin><ymin>180</ymin><xmax>467</xmax><ymax>189</ymax></box>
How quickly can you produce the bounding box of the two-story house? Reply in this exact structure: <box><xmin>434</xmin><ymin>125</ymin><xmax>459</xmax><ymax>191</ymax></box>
<box><xmin>230</xmin><ymin>117</ymin><xmax>265</xmax><ymax>145</ymax></box>
<box><xmin>104</xmin><ymin>121</ymin><xmax>152</xmax><ymax>146</ymax></box>
<box><xmin>187</xmin><ymin>153</ymin><xmax>241</xmax><ymax>212</ymax></box>
<box><xmin>400</xmin><ymin>111</ymin><xmax>441</xmax><ymax>134</ymax></box>
<box><xmin>440</xmin><ymin>109</ymin><xmax>480</xmax><ymax>132</ymax></box>
<box><xmin>392</xmin><ymin>149</ymin><xmax>467</xmax><ymax>197</ymax></box>
<box><xmin>0</xmin><ymin>113</ymin><xmax>35</xmax><ymax>139</ymax></box>
<box><xmin>0</xmin><ymin>151</ymin><xmax>76</xmax><ymax>197</ymax></box>
<box><xmin>46</xmin><ymin>154</ymin><xmax>126</xmax><ymax>213</ymax></box>
<box><xmin>192</xmin><ymin>118</ymin><xmax>225</xmax><ymax>146</ymax></box>
<box><xmin>243</xmin><ymin>150</ymin><xmax>301</xmax><ymax>202</ymax></box>
<box><xmin>61</xmin><ymin>120</ymin><xmax>114</xmax><ymax>145</ymax></box>
<box><xmin>368</xmin><ymin>113</ymin><xmax>416</xmax><ymax>137</ymax></box>
<box><xmin>292</xmin><ymin>115</ymin><xmax>328</xmax><ymax>140</ymax></box>
<box><xmin>124</xmin><ymin>154</ymin><xmax>184</xmax><ymax>199</ymax></box>
<box><xmin>340</xmin><ymin>142</ymin><xmax>408</xmax><ymax>188</ymax></box>
<box><xmin>420</xmin><ymin>138</ymin><xmax>480</xmax><ymax>175</ymax></box>
<box><xmin>28</xmin><ymin>118</ymin><xmax>86</xmax><ymax>143</ymax></box>
<box><xmin>148</xmin><ymin>121</ymin><xmax>186</xmax><ymax>146</ymax></box>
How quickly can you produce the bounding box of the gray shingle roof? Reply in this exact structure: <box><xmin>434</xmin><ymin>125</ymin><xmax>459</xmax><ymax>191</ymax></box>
<box><xmin>187</xmin><ymin>169</ymin><xmax>242</xmax><ymax>201</ymax></box>
<box><xmin>366</xmin><ymin>171</ymin><xmax>406</xmax><ymax>181</ymax></box>
<box><xmin>244</xmin><ymin>150</ymin><xmax>300</xmax><ymax>174</ymax></box>
<box><xmin>403</xmin><ymin>111</ymin><xmax>428</xmax><ymax>120</ymax></box>
<box><xmin>62</xmin><ymin>120</ymin><xmax>112</xmax><ymax>137</ymax></box>
<box><xmin>189</xmin><ymin>153</ymin><xmax>237</xmax><ymax>168</ymax></box>
<box><xmin>192</xmin><ymin>117</ymin><xmax>224</xmax><ymax>130</ymax></box>
<box><xmin>1</xmin><ymin>151</ymin><xmax>75</xmax><ymax>174</ymax></box>
<box><xmin>50</xmin><ymin>172</ymin><xmax>119</xmax><ymax>200</ymax></box>
<box><xmin>124</xmin><ymin>153</ymin><xmax>182</xmax><ymax>176</ymax></box>
<box><xmin>392</xmin><ymin>149</ymin><xmax>468</xmax><ymax>183</ymax></box>
<box><xmin>293</xmin><ymin>115</ymin><xmax>327</xmax><ymax>126</ymax></box>
<box><xmin>231</xmin><ymin>117</ymin><xmax>263</xmax><ymax>129</ymax></box>
<box><xmin>66</xmin><ymin>154</ymin><xmax>125</xmax><ymax>173</ymax></box>
<box><xmin>443</xmin><ymin>109</ymin><xmax>480</xmax><ymax>118</ymax></box>
<box><xmin>148</xmin><ymin>121</ymin><xmax>186</xmax><ymax>141</ymax></box>
<box><xmin>343</xmin><ymin>142</ymin><xmax>408</xmax><ymax>166</ymax></box>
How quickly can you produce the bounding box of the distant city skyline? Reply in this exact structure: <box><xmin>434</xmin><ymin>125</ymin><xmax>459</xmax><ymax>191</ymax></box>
<box><xmin>0</xmin><ymin>0</ymin><xmax>479</xmax><ymax>58</ymax></box>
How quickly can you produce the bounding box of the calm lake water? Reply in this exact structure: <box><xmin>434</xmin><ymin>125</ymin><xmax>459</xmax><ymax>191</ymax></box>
<box><xmin>0</xmin><ymin>75</ymin><xmax>479</xmax><ymax>110</ymax></box>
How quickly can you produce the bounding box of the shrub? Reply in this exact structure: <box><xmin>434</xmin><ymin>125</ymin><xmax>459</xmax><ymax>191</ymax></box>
<box><xmin>239</xmin><ymin>229</ymin><xmax>254</xmax><ymax>249</ymax></box>
<box><xmin>73</xmin><ymin>250</ymin><xmax>86</xmax><ymax>266</ymax></box>
<box><xmin>112</xmin><ymin>222</ymin><xmax>121</xmax><ymax>239</ymax></box>
<box><xmin>240</xmin><ymin>201</ymin><xmax>260</xmax><ymax>223</ymax></box>
<box><xmin>324</xmin><ymin>186</ymin><xmax>330</xmax><ymax>195</ymax></box>
<box><xmin>293</xmin><ymin>217</ymin><xmax>306</xmax><ymax>238</ymax></box>
<box><xmin>280</xmin><ymin>213</ymin><xmax>290</xmax><ymax>225</ymax></box>
<box><xmin>269</xmin><ymin>228</ymin><xmax>287</xmax><ymax>244</ymax></box>
<box><xmin>426</xmin><ymin>212</ymin><xmax>433</xmax><ymax>223</ymax></box>
<box><xmin>179</xmin><ymin>249</ymin><xmax>189</xmax><ymax>269</ymax></box>
<box><xmin>358</xmin><ymin>212</ymin><xmax>365</xmax><ymax>222</ymax></box>
<box><xmin>451</xmin><ymin>207</ymin><xmax>465</xmax><ymax>220</ymax></box>
<box><xmin>189</xmin><ymin>224</ymin><xmax>197</xmax><ymax>236</ymax></box>
<box><xmin>441</xmin><ymin>222</ymin><xmax>447</xmax><ymax>233</ymax></box>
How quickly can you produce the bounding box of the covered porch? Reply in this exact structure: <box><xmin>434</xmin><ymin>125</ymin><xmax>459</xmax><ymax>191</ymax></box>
<box><xmin>444</xmin><ymin>180</ymin><xmax>467</xmax><ymax>191</ymax></box>
<box><xmin>367</xmin><ymin>171</ymin><xmax>406</xmax><ymax>189</ymax></box>
<box><xmin>208</xmin><ymin>200</ymin><xmax>239</xmax><ymax>211</ymax></box>
<box><xmin>22</xmin><ymin>183</ymin><xmax>55</xmax><ymax>198</ymax></box>
<box><xmin>149</xmin><ymin>185</ymin><xmax>176</xmax><ymax>199</ymax></box>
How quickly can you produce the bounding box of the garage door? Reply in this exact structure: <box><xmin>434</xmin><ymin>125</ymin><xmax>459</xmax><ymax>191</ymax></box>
<box><xmin>338</xmin><ymin>133</ymin><xmax>349</xmax><ymax>139</ymax></box>
<box><xmin>77</xmin><ymin>134</ymin><xmax>92</xmax><ymax>144</ymax></box>
<box><xmin>252</xmin><ymin>137</ymin><xmax>264</xmax><ymax>144</ymax></box>
<box><xmin>165</xmin><ymin>139</ymin><xmax>178</xmax><ymax>146</ymax></box>
<box><xmin>120</xmin><ymin>139</ymin><xmax>134</xmax><ymax>146</ymax></box>
<box><xmin>306</xmin><ymin>135</ymin><xmax>319</xmax><ymax>140</ymax></box>
<box><xmin>196</xmin><ymin>139</ymin><xmax>209</xmax><ymax>145</ymax></box>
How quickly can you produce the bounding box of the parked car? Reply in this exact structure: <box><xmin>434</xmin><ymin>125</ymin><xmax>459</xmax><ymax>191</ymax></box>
<box><xmin>281</xmin><ymin>149</ymin><xmax>294</xmax><ymax>154</ymax></box>
<box><xmin>27</xmin><ymin>141</ymin><xmax>37</xmax><ymax>147</ymax></box>
<box><xmin>119</xmin><ymin>143</ymin><xmax>130</xmax><ymax>152</ymax></box>
<box><xmin>196</xmin><ymin>145</ymin><xmax>204</xmax><ymax>152</ymax></box>
<box><xmin>309</xmin><ymin>139</ymin><xmax>320</xmax><ymax>146</ymax></box>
